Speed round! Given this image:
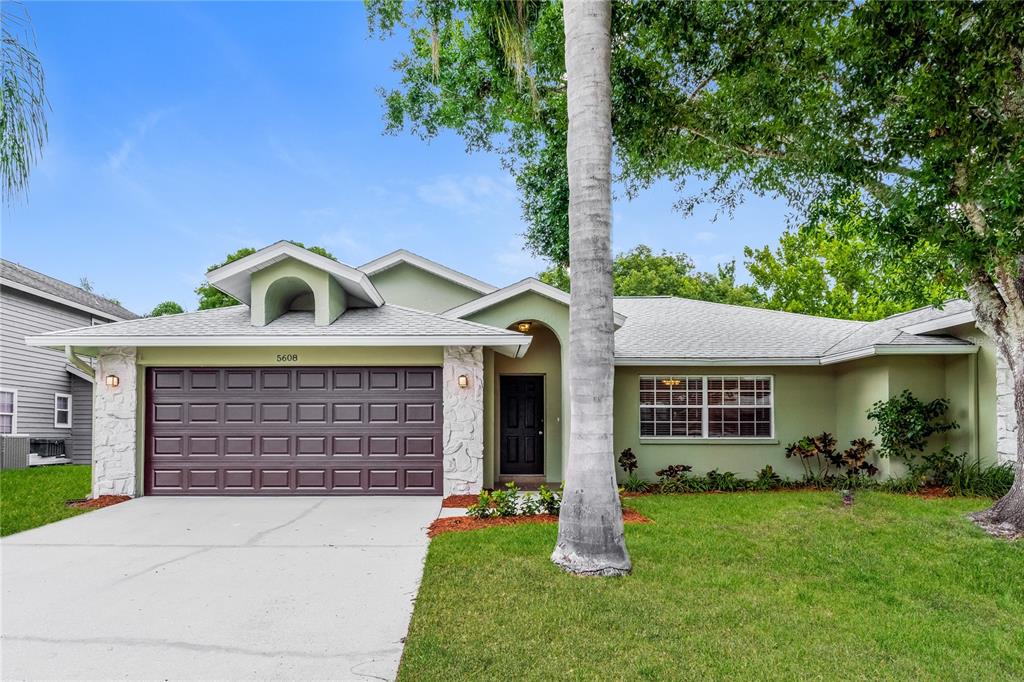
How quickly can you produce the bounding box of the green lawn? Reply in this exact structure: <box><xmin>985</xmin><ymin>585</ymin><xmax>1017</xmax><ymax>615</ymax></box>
<box><xmin>400</xmin><ymin>492</ymin><xmax>1024</xmax><ymax>681</ymax></box>
<box><xmin>0</xmin><ymin>465</ymin><xmax>91</xmax><ymax>536</ymax></box>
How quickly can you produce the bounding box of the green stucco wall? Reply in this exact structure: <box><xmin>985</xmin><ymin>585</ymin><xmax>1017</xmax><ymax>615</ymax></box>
<box><xmin>611</xmin><ymin>353</ymin><xmax>987</xmax><ymax>483</ymax></box>
<box><xmin>137</xmin><ymin>346</ymin><xmax>443</xmax><ymax>367</ymax></box>
<box><xmin>465</xmin><ymin>291</ymin><xmax>570</xmax><ymax>487</ymax></box>
<box><xmin>613</xmin><ymin>365</ymin><xmax>836</xmax><ymax>481</ymax></box>
<box><xmin>367</xmin><ymin>262</ymin><xmax>482</xmax><ymax>313</ymax></box>
<box><xmin>250</xmin><ymin>259</ymin><xmax>346</xmax><ymax>326</ymax></box>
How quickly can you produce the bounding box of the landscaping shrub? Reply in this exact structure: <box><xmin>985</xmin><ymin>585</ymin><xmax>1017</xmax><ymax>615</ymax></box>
<box><xmin>786</xmin><ymin>432</ymin><xmax>880</xmax><ymax>483</ymax></box>
<box><xmin>618</xmin><ymin>447</ymin><xmax>638</xmax><ymax>476</ymax></box>
<box><xmin>466</xmin><ymin>491</ymin><xmax>495</xmax><ymax>519</ymax></box>
<box><xmin>621</xmin><ymin>474</ymin><xmax>649</xmax><ymax>493</ymax></box>
<box><xmin>705</xmin><ymin>469</ymin><xmax>745</xmax><ymax>492</ymax></box>
<box><xmin>752</xmin><ymin>465</ymin><xmax>783</xmax><ymax>491</ymax></box>
<box><xmin>519</xmin><ymin>492</ymin><xmax>542</xmax><ymax>516</ymax></box>
<box><xmin>537</xmin><ymin>484</ymin><xmax>561</xmax><ymax>515</ymax></box>
<box><xmin>491</xmin><ymin>483</ymin><xmax>520</xmax><ymax>517</ymax></box>
<box><xmin>867</xmin><ymin>390</ymin><xmax>958</xmax><ymax>464</ymax></box>
<box><xmin>948</xmin><ymin>460</ymin><xmax>1014</xmax><ymax>498</ymax></box>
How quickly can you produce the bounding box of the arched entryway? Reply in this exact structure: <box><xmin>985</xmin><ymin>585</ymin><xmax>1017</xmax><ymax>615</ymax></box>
<box><xmin>488</xmin><ymin>320</ymin><xmax>565</xmax><ymax>487</ymax></box>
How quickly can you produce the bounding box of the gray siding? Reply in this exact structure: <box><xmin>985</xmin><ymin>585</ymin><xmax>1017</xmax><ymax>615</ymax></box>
<box><xmin>0</xmin><ymin>286</ymin><xmax>110</xmax><ymax>462</ymax></box>
<box><xmin>70</xmin><ymin>375</ymin><xmax>93</xmax><ymax>464</ymax></box>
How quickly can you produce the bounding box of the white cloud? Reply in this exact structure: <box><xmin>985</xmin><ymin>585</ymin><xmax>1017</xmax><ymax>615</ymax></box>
<box><xmin>694</xmin><ymin>230</ymin><xmax>716</xmax><ymax>243</ymax></box>
<box><xmin>415</xmin><ymin>174</ymin><xmax>516</xmax><ymax>213</ymax></box>
<box><xmin>106</xmin><ymin>109</ymin><xmax>170</xmax><ymax>172</ymax></box>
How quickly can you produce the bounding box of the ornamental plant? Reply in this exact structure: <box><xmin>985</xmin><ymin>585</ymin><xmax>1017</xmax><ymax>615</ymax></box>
<box><xmin>867</xmin><ymin>390</ymin><xmax>958</xmax><ymax>464</ymax></box>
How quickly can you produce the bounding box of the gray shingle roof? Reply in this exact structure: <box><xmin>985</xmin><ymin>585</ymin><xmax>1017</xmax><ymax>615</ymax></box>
<box><xmin>1</xmin><ymin>259</ymin><xmax>138</xmax><ymax>320</ymax></box>
<box><xmin>31</xmin><ymin>304</ymin><xmax>522</xmax><ymax>340</ymax></box>
<box><xmin>611</xmin><ymin>297</ymin><xmax>973</xmax><ymax>363</ymax></box>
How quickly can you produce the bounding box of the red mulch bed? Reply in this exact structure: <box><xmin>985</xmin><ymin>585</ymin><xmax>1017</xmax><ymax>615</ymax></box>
<box><xmin>442</xmin><ymin>494</ymin><xmax>481</xmax><ymax>508</ymax></box>
<box><xmin>66</xmin><ymin>495</ymin><xmax>131</xmax><ymax>510</ymax></box>
<box><xmin>428</xmin><ymin>508</ymin><xmax>650</xmax><ymax>537</ymax></box>
<box><xmin>913</xmin><ymin>486</ymin><xmax>951</xmax><ymax>499</ymax></box>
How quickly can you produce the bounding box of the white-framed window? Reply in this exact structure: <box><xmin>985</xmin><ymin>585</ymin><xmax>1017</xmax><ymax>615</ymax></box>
<box><xmin>54</xmin><ymin>393</ymin><xmax>72</xmax><ymax>428</ymax></box>
<box><xmin>0</xmin><ymin>388</ymin><xmax>17</xmax><ymax>434</ymax></box>
<box><xmin>639</xmin><ymin>375</ymin><xmax>773</xmax><ymax>439</ymax></box>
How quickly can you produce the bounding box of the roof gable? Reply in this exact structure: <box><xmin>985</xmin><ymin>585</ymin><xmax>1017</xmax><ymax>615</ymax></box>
<box><xmin>443</xmin><ymin>278</ymin><xmax>627</xmax><ymax>328</ymax></box>
<box><xmin>0</xmin><ymin>259</ymin><xmax>138</xmax><ymax>320</ymax></box>
<box><xmin>360</xmin><ymin>249</ymin><xmax>497</xmax><ymax>295</ymax></box>
<box><xmin>205</xmin><ymin>241</ymin><xmax>384</xmax><ymax>311</ymax></box>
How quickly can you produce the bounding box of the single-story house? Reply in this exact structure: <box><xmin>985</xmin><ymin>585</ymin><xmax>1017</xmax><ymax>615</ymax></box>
<box><xmin>27</xmin><ymin>241</ymin><xmax>1015</xmax><ymax>497</ymax></box>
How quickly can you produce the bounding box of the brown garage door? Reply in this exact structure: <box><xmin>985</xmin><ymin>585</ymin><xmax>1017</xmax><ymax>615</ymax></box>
<box><xmin>145</xmin><ymin>367</ymin><xmax>443</xmax><ymax>495</ymax></box>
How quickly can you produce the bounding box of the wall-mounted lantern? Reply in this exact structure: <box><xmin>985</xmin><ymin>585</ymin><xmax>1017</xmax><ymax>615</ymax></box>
<box><xmin>457</xmin><ymin>374</ymin><xmax>469</xmax><ymax>389</ymax></box>
<box><xmin>104</xmin><ymin>375</ymin><xmax>120</xmax><ymax>388</ymax></box>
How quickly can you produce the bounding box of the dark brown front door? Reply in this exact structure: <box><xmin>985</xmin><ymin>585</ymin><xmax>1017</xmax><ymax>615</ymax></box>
<box><xmin>500</xmin><ymin>375</ymin><xmax>544</xmax><ymax>475</ymax></box>
<box><xmin>145</xmin><ymin>367</ymin><xmax>443</xmax><ymax>495</ymax></box>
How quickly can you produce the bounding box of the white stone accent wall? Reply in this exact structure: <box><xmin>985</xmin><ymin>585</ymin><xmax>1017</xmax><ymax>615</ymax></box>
<box><xmin>93</xmin><ymin>347</ymin><xmax>138</xmax><ymax>497</ymax></box>
<box><xmin>442</xmin><ymin>346</ymin><xmax>484</xmax><ymax>495</ymax></box>
<box><xmin>997</xmin><ymin>353</ymin><xmax>1018</xmax><ymax>464</ymax></box>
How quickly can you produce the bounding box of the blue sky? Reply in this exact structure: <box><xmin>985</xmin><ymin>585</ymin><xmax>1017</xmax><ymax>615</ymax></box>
<box><xmin>3</xmin><ymin>1</ymin><xmax>791</xmax><ymax>315</ymax></box>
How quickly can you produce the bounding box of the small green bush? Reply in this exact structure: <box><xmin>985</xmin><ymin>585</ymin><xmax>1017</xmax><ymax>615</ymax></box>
<box><xmin>948</xmin><ymin>460</ymin><xmax>1014</xmax><ymax>498</ymax></box>
<box><xmin>537</xmin><ymin>484</ymin><xmax>561</xmax><ymax>515</ymax></box>
<box><xmin>705</xmin><ymin>469</ymin><xmax>745</xmax><ymax>492</ymax></box>
<box><xmin>868</xmin><ymin>390</ymin><xmax>958</xmax><ymax>464</ymax></box>
<box><xmin>752</xmin><ymin>465</ymin><xmax>783</xmax><ymax>491</ymax></box>
<box><xmin>466</xmin><ymin>491</ymin><xmax>495</xmax><ymax>519</ymax></box>
<box><xmin>621</xmin><ymin>474</ymin><xmax>649</xmax><ymax>493</ymax></box>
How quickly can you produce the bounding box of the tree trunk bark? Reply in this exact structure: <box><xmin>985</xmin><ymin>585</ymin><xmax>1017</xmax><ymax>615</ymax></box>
<box><xmin>987</xmin><ymin>364</ymin><xmax>1024</xmax><ymax>528</ymax></box>
<box><xmin>551</xmin><ymin>0</ymin><xmax>631</xmax><ymax>576</ymax></box>
<box><xmin>965</xmin><ymin>266</ymin><xmax>1024</xmax><ymax>531</ymax></box>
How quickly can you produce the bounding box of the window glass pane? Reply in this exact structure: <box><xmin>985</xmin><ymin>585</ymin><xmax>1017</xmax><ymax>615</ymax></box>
<box><xmin>0</xmin><ymin>391</ymin><xmax>12</xmax><ymax>413</ymax></box>
<box><xmin>0</xmin><ymin>415</ymin><xmax>11</xmax><ymax>433</ymax></box>
<box><xmin>705</xmin><ymin>377</ymin><xmax>772</xmax><ymax>438</ymax></box>
<box><xmin>640</xmin><ymin>390</ymin><xmax>655</xmax><ymax>405</ymax></box>
<box><xmin>56</xmin><ymin>396</ymin><xmax>69</xmax><ymax>410</ymax></box>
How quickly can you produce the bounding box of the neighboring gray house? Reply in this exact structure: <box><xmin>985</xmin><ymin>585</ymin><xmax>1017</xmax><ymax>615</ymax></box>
<box><xmin>0</xmin><ymin>259</ymin><xmax>137</xmax><ymax>465</ymax></box>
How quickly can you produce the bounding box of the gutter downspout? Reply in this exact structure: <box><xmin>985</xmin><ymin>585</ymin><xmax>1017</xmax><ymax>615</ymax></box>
<box><xmin>65</xmin><ymin>345</ymin><xmax>96</xmax><ymax>380</ymax></box>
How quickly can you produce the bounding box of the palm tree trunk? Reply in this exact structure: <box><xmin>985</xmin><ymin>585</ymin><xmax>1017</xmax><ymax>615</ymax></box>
<box><xmin>551</xmin><ymin>0</ymin><xmax>631</xmax><ymax>576</ymax></box>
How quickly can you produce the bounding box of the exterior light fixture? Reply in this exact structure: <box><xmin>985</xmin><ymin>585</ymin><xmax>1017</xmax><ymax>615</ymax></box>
<box><xmin>104</xmin><ymin>375</ymin><xmax>120</xmax><ymax>388</ymax></box>
<box><xmin>457</xmin><ymin>374</ymin><xmax>469</xmax><ymax>389</ymax></box>
<box><xmin>516</xmin><ymin>321</ymin><xmax>532</xmax><ymax>333</ymax></box>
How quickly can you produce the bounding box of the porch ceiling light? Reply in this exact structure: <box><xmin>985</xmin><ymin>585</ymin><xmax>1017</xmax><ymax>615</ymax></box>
<box><xmin>457</xmin><ymin>374</ymin><xmax>469</xmax><ymax>389</ymax></box>
<box><xmin>104</xmin><ymin>375</ymin><xmax>120</xmax><ymax>388</ymax></box>
<box><xmin>516</xmin><ymin>321</ymin><xmax>532</xmax><ymax>333</ymax></box>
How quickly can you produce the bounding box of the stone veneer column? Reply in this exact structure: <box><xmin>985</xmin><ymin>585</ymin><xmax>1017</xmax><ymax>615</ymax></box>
<box><xmin>442</xmin><ymin>346</ymin><xmax>484</xmax><ymax>495</ymax></box>
<box><xmin>996</xmin><ymin>353</ymin><xmax>1018</xmax><ymax>464</ymax></box>
<box><xmin>93</xmin><ymin>347</ymin><xmax>138</xmax><ymax>497</ymax></box>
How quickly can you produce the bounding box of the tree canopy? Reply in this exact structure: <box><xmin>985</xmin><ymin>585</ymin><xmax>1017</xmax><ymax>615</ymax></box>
<box><xmin>1</xmin><ymin>2</ymin><xmax>48</xmax><ymax>204</ymax></box>
<box><xmin>744</xmin><ymin>200</ymin><xmax>963</xmax><ymax>321</ymax></box>
<box><xmin>195</xmin><ymin>242</ymin><xmax>337</xmax><ymax>309</ymax></box>
<box><xmin>149</xmin><ymin>301</ymin><xmax>185</xmax><ymax>317</ymax></box>
<box><xmin>540</xmin><ymin>244</ymin><xmax>763</xmax><ymax>307</ymax></box>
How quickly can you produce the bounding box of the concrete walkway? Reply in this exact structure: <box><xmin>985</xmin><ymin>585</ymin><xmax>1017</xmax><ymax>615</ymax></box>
<box><xmin>2</xmin><ymin>496</ymin><xmax>441</xmax><ymax>681</ymax></box>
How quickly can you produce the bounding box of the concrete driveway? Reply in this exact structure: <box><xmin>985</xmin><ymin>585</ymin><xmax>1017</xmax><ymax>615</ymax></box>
<box><xmin>2</xmin><ymin>496</ymin><xmax>441</xmax><ymax>681</ymax></box>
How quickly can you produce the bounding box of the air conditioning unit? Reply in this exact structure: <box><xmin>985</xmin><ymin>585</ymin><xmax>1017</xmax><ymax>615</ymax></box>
<box><xmin>0</xmin><ymin>435</ymin><xmax>30</xmax><ymax>469</ymax></box>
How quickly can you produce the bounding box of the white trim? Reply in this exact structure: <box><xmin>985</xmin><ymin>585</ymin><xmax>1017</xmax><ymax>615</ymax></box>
<box><xmin>27</xmin><ymin>333</ymin><xmax>532</xmax><ymax>350</ymax></box>
<box><xmin>0</xmin><ymin>387</ymin><xmax>17</xmax><ymax>435</ymax></box>
<box><xmin>65</xmin><ymin>364</ymin><xmax>95</xmax><ymax>383</ymax></box>
<box><xmin>0</xmin><ymin>278</ymin><xmax>128</xmax><ymax>321</ymax></box>
<box><xmin>359</xmin><ymin>249</ymin><xmax>498</xmax><ymax>294</ymax></box>
<box><xmin>638</xmin><ymin>375</ymin><xmax>775</xmax><ymax>440</ymax></box>
<box><xmin>818</xmin><ymin>343</ymin><xmax>979</xmax><ymax>365</ymax></box>
<box><xmin>205</xmin><ymin>241</ymin><xmax>385</xmax><ymax>307</ymax></box>
<box><xmin>443</xmin><ymin>277</ymin><xmax>627</xmax><ymax>327</ymax></box>
<box><xmin>616</xmin><ymin>343</ymin><xmax>979</xmax><ymax>367</ymax></box>
<box><xmin>53</xmin><ymin>392</ymin><xmax>72</xmax><ymax>429</ymax></box>
<box><xmin>899</xmin><ymin>311</ymin><xmax>976</xmax><ymax>335</ymax></box>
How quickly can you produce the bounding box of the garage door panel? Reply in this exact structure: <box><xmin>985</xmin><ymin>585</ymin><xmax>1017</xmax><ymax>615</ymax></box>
<box><xmin>147</xmin><ymin>367</ymin><xmax>442</xmax><ymax>495</ymax></box>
